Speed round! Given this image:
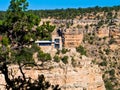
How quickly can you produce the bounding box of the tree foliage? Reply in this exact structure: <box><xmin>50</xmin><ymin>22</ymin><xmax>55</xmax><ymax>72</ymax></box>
<box><xmin>38</xmin><ymin>50</ymin><xmax>51</xmax><ymax>62</ymax></box>
<box><xmin>1</xmin><ymin>36</ymin><xmax>9</xmax><ymax>46</ymax></box>
<box><xmin>27</xmin><ymin>6</ymin><xmax>120</xmax><ymax>19</ymax></box>
<box><xmin>0</xmin><ymin>0</ymin><xmax>59</xmax><ymax>90</ymax></box>
<box><xmin>3</xmin><ymin>0</ymin><xmax>39</xmax><ymax>45</ymax></box>
<box><xmin>36</xmin><ymin>21</ymin><xmax>55</xmax><ymax>40</ymax></box>
<box><xmin>1</xmin><ymin>5</ymin><xmax>120</xmax><ymax>20</ymax></box>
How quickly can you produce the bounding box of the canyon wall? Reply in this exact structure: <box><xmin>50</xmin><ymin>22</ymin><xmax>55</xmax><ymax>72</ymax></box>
<box><xmin>0</xmin><ymin>59</ymin><xmax>105</xmax><ymax>90</ymax></box>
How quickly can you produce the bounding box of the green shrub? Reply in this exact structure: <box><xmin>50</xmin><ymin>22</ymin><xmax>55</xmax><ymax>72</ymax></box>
<box><xmin>110</xmin><ymin>77</ymin><xmax>116</xmax><ymax>81</ymax></box>
<box><xmin>109</xmin><ymin>38</ymin><xmax>116</xmax><ymax>44</ymax></box>
<box><xmin>54</xmin><ymin>55</ymin><xmax>60</xmax><ymax>63</ymax></box>
<box><xmin>104</xmin><ymin>49</ymin><xmax>110</xmax><ymax>55</ymax></box>
<box><xmin>103</xmin><ymin>36</ymin><xmax>107</xmax><ymax>40</ymax></box>
<box><xmin>76</xmin><ymin>45</ymin><xmax>86</xmax><ymax>56</ymax></box>
<box><xmin>105</xmin><ymin>80</ymin><xmax>114</xmax><ymax>90</ymax></box>
<box><xmin>56</xmin><ymin>49</ymin><xmax>60</xmax><ymax>54</ymax></box>
<box><xmin>61</xmin><ymin>48</ymin><xmax>68</xmax><ymax>54</ymax></box>
<box><xmin>97</xmin><ymin>20</ymin><xmax>104</xmax><ymax>28</ymax></box>
<box><xmin>2</xmin><ymin>36</ymin><xmax>9</xmax><ymax>46</ymax></box>
<box><xmin>71</xmin><ymin>57</ymin><xmax>76</xmax><ymax>67</ymax></box>
<box><xmin>109</xmin><ymin>69</ymin><xmax>115</xmax><ymax>76</ymax></box>
<box><xmin>44</xmin><ymin>53</ymin><xmax>51</xmax><ymax>61</ymax></box>
<box><xmin>62</xmin><ymin>56</ymin><xmax>68</xmax><ymax>64</ymax></box>
<box><xmin>38</xmin><ymin>50</ymin><xmax>51</xmax><ymax>62</ymax></box>
<box><xmin>92</xmin><ymin>59</ymin><xmax>96</xmax><ymax>64</ymax></box>
<box><xmin>99</xmin><ymin>50</ymin><xmax>103</xmax><ymax>54</ymax></box>
<box><xmin>99</xmin><ymin>61</ymin><xmax>107</xmax><ymax>66</ymax></box>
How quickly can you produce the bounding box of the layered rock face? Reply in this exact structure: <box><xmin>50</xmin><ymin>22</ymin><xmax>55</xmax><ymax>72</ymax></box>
<box><xmin>0</xmin><ymin>61</ymin><xmax>105</xmax><ymax>90</ymax></box>
<box><xmin>41</xmin><ymin>65</ymin><xmax>105</xmax><ymax>90</ymax></box>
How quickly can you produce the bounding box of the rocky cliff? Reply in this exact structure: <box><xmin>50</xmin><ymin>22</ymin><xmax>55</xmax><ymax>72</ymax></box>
<box><xmin>0</xmin><ymin>58</ymin><xmax>105</xmax><ymax>90</ymax></box>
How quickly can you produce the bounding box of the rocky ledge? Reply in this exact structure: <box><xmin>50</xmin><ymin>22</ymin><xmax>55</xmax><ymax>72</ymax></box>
<box><xmin>0</xmin><ymin>57</ymin><xmax>105</xmax><ymax>90</ymax></box>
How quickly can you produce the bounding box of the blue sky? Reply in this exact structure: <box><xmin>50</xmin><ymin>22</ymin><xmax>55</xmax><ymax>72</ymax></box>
<box><xmin>0</xmin><ymin>0</ymin><xmax>120</xmax><ymax>11</ymax></box>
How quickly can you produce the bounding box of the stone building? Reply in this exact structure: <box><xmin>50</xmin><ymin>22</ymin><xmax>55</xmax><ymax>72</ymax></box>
<box><xmin>35</xmin><ymin>36</ymin><xmax>62</xmax><ymax>53</ymax></box>
<box><xmin>35</xmin><ymin>27</ymin><xmax>83</xmax><ymax>52</ymax></box>
<box><xmin>62</xmin><ymin>28</ymin><xmax>83</xmax><ymax>48</ymax></box>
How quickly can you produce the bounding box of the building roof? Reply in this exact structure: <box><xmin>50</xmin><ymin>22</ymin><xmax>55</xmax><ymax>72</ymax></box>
<box><xmin>35</xmin><ymin>40</ymin><xmax>53</xmax><ymax>43</ymax></box>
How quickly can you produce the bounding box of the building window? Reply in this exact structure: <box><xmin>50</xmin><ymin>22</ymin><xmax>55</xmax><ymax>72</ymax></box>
<box><xmin>55</xmin><ymin>44</ymin><xmax>60</xmax><ymax>49</ymax></box>
<box><xmin>39</xmin><ymin>43</ymin><xmax>51</xmax><ymax>46</ymax></box>
<box><xmin>54</xmin><ymin>39</ymin><xmax>60</xmax><ymax>43</ymax></box>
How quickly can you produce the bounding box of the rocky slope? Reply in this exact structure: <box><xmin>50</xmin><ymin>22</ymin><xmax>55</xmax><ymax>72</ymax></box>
<box><xmin>0</xmin><ymin>48</ymin><xmax>106</xmax><ymax>90</ymax></box>
<box><xmin>0</xmin><ymin>58</ymin><xmax>105</xmax><ymax>90</ymax></box>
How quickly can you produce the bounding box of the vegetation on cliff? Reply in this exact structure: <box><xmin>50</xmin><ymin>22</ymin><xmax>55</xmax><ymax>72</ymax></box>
<box><xmin>1</xmin><ymin>5</ymin><xmax>120</xmax><ymax>20</ymax></box>
<box><xmin>0</xmin><ymin>0</ymin><xmax>120</xmax><ymax>90</ymax></box>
